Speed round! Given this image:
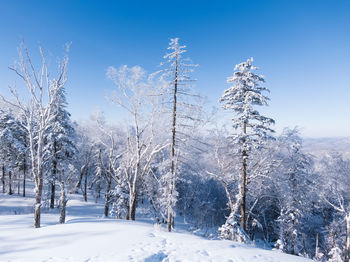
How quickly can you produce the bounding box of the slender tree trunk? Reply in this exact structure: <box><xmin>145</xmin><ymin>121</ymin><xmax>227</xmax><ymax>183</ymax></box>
<box><xmin>222</xmin><ymin>181</ymin><xmax>234</xmax><ymax>214</ymax></box>
<box><xmin>167</xmin><ymin>53</ymin><xmax>178</xmax><ymax>233</ymax></box>
<box><xmin>83</xmin><ymin>170</ymin><xmax>87</xmax><ymax>202</ymax></box>
<box><xmin>129</xmin><ymin>191</ymin><xmax>137</xmax><ymax>220</ymax></box>
<box><xmin>50</xmin><ymin>182</ymin><xmax>55</xmax><ymax>208</ymax></box>
<box><xmin>8</xmin><ymin>170</ymin><xmax>12</xmax><ymax>195</ymax></box>
<box><xmin>75</xmin><ymin>165</ymin><xmax>85</xmax><ymax>193</ymax></box>
<box><xmin>104</xmin><ymin>179</ymin><xmax>111</xmax><ymax>217</ymax></box>
<box><xmin>291</xmin><ymin>213</ymin><xmax>295</xmax><ymax>255</ymax></box>
<box><xmin>59</xmin><ymin>181</ymin><xmax>67</xmax><ymax>224</ymax></box>
<box><xmin>34</xmin><ymin>172</ymin><xmax>43</xmax><ymax>228</ymax></box>
<box><xmin>17</xmin><ymin>176</ymin><xmax>20</xmax><ymax>195</ymax></box>
<box><xmin>241</xmin><ymin>121</ymin><xmax>247</xmax><ymax>232</ymax></box>
<box><xmin>22</xmin><ymin>158</ymin><xmax>26</xmax><ymax>197</ymax></box>
<box><xmin>50</xmin><ymin>141</ymin><xmax>57</xmax><ymax>209</ymax></box>
<box><xmin>345</xmin><ymin>214</ymin><xmax>350</xmax><ymax>262</ymax></box>
<box><xmin>315</xmin><ymin>232</ymin><xmax>319</xmax><ymax>259</ymax></box>
<box><xmin>96</xmin><ymin>183</ymin><xmax>101</xmax><ymax>202</ymax></box>
<box><xmin>2</xmin><ymin>165</ymin><xmax>5</xmax><ymax>193</ymax></box>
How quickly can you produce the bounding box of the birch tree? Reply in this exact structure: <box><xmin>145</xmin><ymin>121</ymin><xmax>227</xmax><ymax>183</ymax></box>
<box><xmin>0</xmin><ymin>42</ymin><xmax>69</xmax><ymax>228</ymax></box>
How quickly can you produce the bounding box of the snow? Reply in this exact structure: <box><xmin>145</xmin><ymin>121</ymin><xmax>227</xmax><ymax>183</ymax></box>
<box><xmin>0</xmin><ymin>190</ymin><xmax>312</xmax><ymax>262</ymax></box>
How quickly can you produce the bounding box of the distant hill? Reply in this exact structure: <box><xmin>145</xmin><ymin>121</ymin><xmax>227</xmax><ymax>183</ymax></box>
<box><xmin>303</xmin><ymin>137</ymin><xmax>350</xmax><ymax>158</ymax></box>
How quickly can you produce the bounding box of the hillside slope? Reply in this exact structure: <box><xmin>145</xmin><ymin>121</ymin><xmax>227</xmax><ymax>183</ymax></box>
<box><xmin>0</xmin><ymin>192</ymin><xmax>312</xmax><ymax>262</ymax></box>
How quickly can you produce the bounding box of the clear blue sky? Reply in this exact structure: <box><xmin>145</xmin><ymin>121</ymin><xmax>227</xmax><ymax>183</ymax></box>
<box><xmin>0</xmin><ymin>0</ymin><xmax>349</xmax><ymax>137</ymax></box>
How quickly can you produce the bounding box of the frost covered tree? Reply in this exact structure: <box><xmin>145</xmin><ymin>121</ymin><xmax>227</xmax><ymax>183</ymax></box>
<box><xmin>44</xmin><ymin>86</ymin><xmax>76</xmax><ymax>210</ymax></box>
<box><xmin>90</xmin><ymin>112</ymin><xmax>124</xmax><ymax>217</ymax></box>
<box><xmin>107</xmin><ymin>65</ymin><xmax>168</xmax><ymax>221</ymax></box>
<box><xmin>205</xmin><ymin>127</ymin><xmax>243</xmax><ymax>237</ymax></box>
<box><xmin>219</xmin><ymin>58</ymin><xmax>275</xmax><ymax>234</ymax></box>
<box><xmin>320</xmin><ymin>153</ymin><xmax>350</xmax><ymax>262</ymax></box>
<box><xmin>16</xmin><ymin>114</ymin><xmax>29</xmax><ymax>197</ymax></box>
<box><xmin>274</xmin><ymin>128</ymin><xmax>313</xmax><ymax>255</ymax></box>
<box><xmin>74</xmin><ymin>123</ymin><xmax>96</xmax><ymax>202</ymax></box>
<box><xmin>155</xmin><ymin>37</ymin><xmax>201</xmax><ymax>232</ymax></box>
<box><xmin>0</xmin><ymin>109</ymin><xmax>26</xmax><ymax>195</ymax></box>
<box><xmin>0</xmin><ymin>42</ymin><xmax>69</xmax><ymax>228</ymax></box>
<box><xmin>328</xmin><ymin>246</ymin><xmax>343</xmax><ymax>262</ymax></box>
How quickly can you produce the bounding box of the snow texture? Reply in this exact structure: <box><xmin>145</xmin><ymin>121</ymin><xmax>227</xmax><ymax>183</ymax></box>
<box><xmin>0</xmin><ymin>190</ymin><xmax>312</xmax><ymax>262</ymax></box>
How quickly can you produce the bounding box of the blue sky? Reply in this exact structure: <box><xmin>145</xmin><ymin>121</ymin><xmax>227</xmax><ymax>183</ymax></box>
<box><xmin>0</xmin><ymin>0</ymin><xmax>349</xmax><ymax>137</ymax></box>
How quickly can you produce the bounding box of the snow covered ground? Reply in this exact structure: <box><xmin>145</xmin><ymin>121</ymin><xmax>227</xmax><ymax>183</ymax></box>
<box><xmin>0</xmin><ymin>189</ymin><xmax>312</xmax><ymax>262</ymax></box>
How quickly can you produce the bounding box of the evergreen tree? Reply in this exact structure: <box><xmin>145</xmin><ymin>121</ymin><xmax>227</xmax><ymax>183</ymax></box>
<box><xmin>219</xmin><ymin>58</ymin><xmax>275</xmax><ymax>235</ymax></box>
<box><xmin>43</xmin><ymin>86</ymin><xmax>76</xmax><ymax>222</ymax></box>
<box><xmin>0</xmin><ymin>109</ymin><xmax>26</xmax><ymax>195</ymax></box>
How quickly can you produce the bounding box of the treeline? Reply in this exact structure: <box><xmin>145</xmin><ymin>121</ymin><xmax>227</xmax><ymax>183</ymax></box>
<box><xmin>0</xmin><ymin>39</ymin><xmax>348</xmax><ymax>262</ymax></box>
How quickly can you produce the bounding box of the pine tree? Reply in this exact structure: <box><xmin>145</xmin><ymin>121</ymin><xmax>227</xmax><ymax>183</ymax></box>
<box><xmin>0</xmin><ymin>109</ymin><xmax>26</xmax><ymax>195</ymax></box>
<box><xmin>219</xmin><ymin>58</ymin><xmax>275</xmax><ymax>234</ymax></box>
<box><xmin>44</xmin><ymin>86</ymin><xmax>76</xmax><ymax>215</ymax></box>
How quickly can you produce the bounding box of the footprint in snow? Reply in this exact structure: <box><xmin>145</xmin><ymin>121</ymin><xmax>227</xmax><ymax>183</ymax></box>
<box><xmin>143</xmin><ymin>251</ymin><xmax>168</xmax><ymax>262</ymax></box>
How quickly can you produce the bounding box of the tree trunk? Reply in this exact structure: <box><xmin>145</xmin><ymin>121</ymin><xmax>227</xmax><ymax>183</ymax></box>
<box><xmin>291</xmin><ymin>213</ymin><xmax>295</xmax><ymax>255</ymax></box>
<box><xmin>104</xmin><ymin>179</ymin><xmax>111</xmax><ymax>217</ymax></box>
<box><xmin>50</xmin><ymin>141</ymin><xmax>57</xmax><ymax>208</ymax></box>
<box><xmin>345</xmin><ymin>214</ymin><xmax>350</xmax><ymax>262</ymax></box>
<box><xmin>50</xmin><ymin>182</ymin><xmax>55</xmax><ymax>209</ymax></box>
<box><xmin>75</xmin><ymin>165</ymin><xmax>85</xmax><ymax>193</ymax></box>
<box><xmin>315</xmin><ymin>232</ymin><xmax>319</xmax><ymax>259</ymax></box>
<box><xmin>2</xmin><ymin>165</ymin><xmax>5</xmax><ymax>193</ymax></box>
<box><xmin>126</xmin><ymin>210</ymin><xmax>130</xmax><ymax>220</ymax></box>
<box><xmin>167</xmin><ymin>210</ymin><xmax>173</xmax><ymax>232</ymax></box>
<box><xmin>59</xmin><ymin>182</ymin><xmax>67</xmax><ymax>224</ymax></box>
<box><xmin>17</xmin><ymin>176</ymin><xmax>20</xmax><ymax>195</ymax></box>
<box><xmin>8</xmin><ymin>170</ymin><xmax>12</xmax><ymax>195</ymax></box>
<box><xmin>129</xmin><ymin>191</ymin><xmax>137</xmax><ymax>220</ymax></box>
<box><xmin>222</xmin><ymin>181</ymin><xmax>234</xmax><ymax>214</ymax></box>
<box><xmin>241</xmin><ymin>121</ymin><xmax>247</xmax><ymax>232</ymax></box>
<box><xmin>22</xmin><ymin>158</ymin><xmax>26</xmax><ymax>197</ymax></box>
<box><xmin>83</xmin><ymin>170</ymin><xmax>87</xmax><ymax>202</ymax></box>
<box><xmin>96</xmin><ymin>182</ymin><xmax>101</xmax><ymax>202</ymax></box>
<box><xmin>167</xmin><ymin>52</ymin><xmax>178</xmax><ymax>233</ymax></box>
<box><xmin>34</xmin><ymin>174</ymin><xmax>43</xmax><ymax>228</ymax></box>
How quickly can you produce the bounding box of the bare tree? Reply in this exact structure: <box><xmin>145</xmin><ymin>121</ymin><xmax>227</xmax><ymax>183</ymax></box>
<box><xmin>107</xmin><ymin>65</ymin><xmax>168</xmax><ymax>221</ymax></box>
<box><xmin>0</xmin><ymin>41</ymin><xmax>69</xmax><ymax>228</ymax></box>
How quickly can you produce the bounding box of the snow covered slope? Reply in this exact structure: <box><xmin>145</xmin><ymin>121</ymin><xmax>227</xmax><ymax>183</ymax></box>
<box><xmin>0</xmin><ymin>192</ymin><xmax>312</xmax><ymax>262</ymax></box>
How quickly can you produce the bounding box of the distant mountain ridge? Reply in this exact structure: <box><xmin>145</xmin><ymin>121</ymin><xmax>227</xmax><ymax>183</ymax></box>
<box><xmin>303</xmin><ymin>137</ymin><xmax>350</xmax><ymax>158</ymax></box>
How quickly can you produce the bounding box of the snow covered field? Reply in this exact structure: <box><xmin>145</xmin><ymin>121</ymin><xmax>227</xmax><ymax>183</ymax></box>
<box><xmin>0</xmin><ymin>192</ymin><xmax>312</xmax><ymax>262</ymax></box>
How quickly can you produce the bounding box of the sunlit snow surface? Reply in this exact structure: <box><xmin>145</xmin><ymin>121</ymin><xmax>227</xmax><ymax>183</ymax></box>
<box><xmin>0</xmin><ymin>190</ymin><xmax>311</xmax><ymax>262</ymax></box>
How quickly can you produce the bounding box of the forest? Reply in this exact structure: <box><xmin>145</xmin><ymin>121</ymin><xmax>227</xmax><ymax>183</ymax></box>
<box><xmin>0</xmin><ymin>38</ymin><xmax>348</xmax><ymax>262</ymax></box>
